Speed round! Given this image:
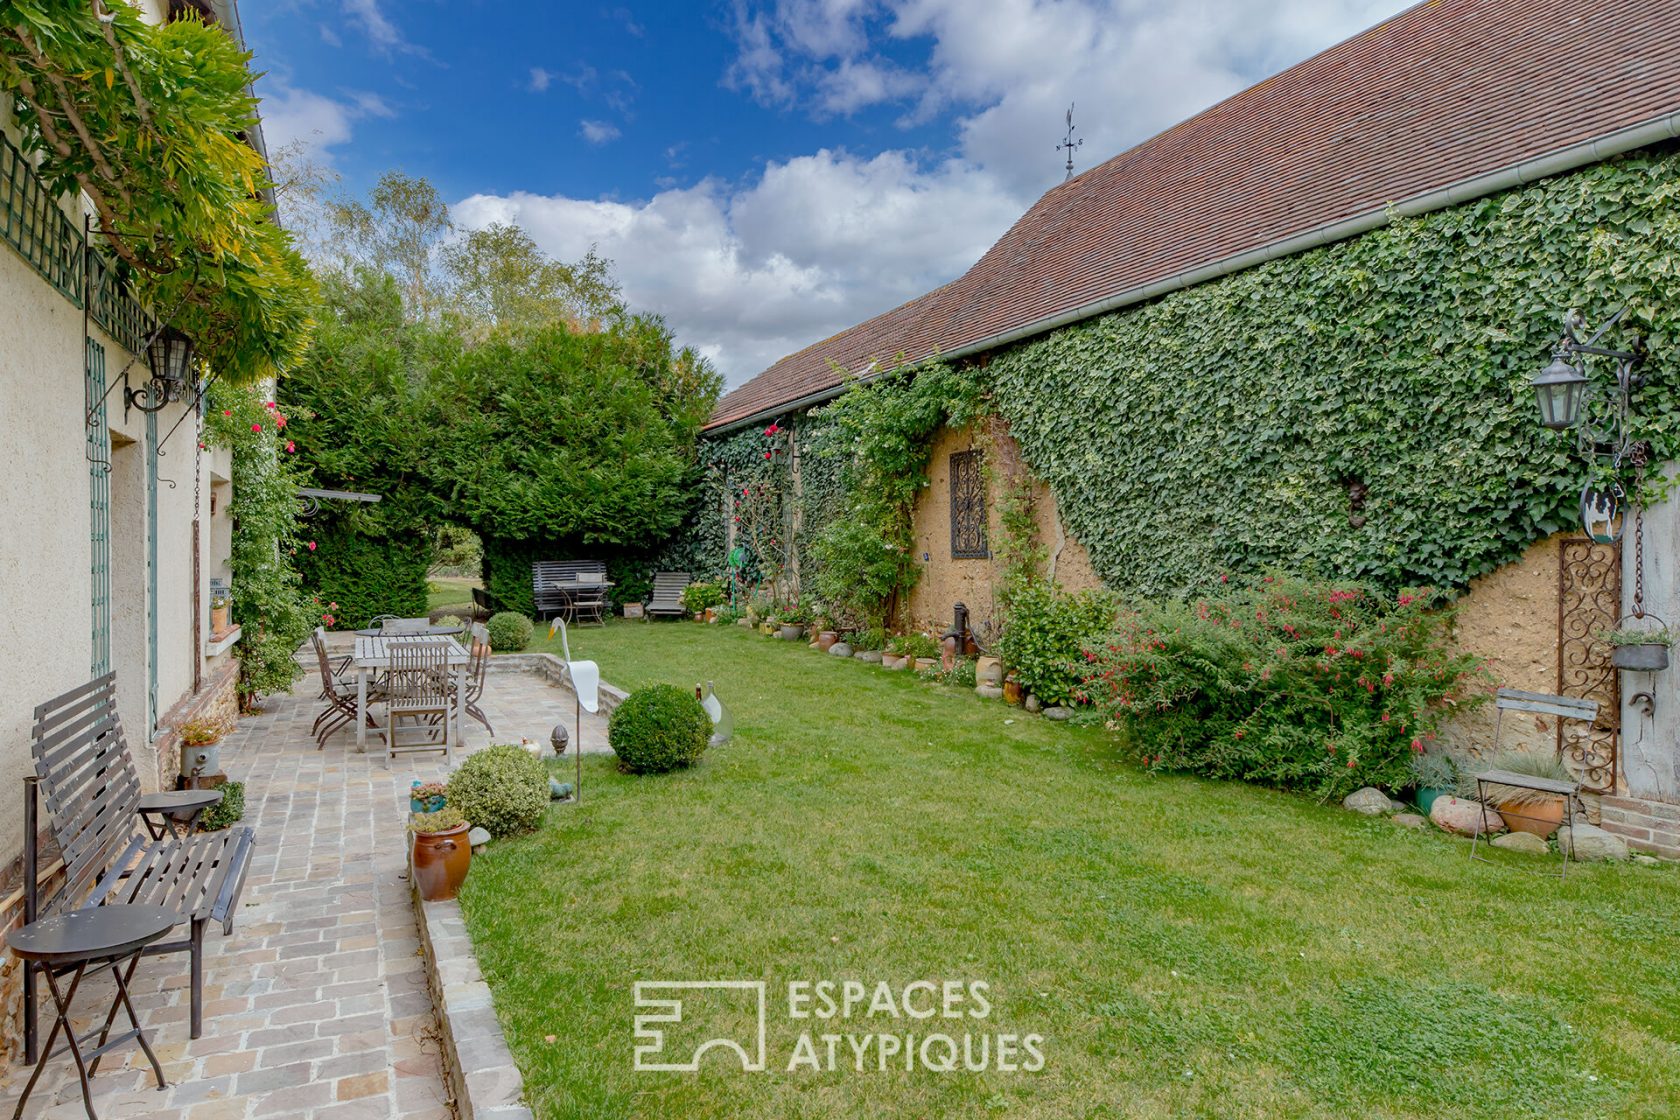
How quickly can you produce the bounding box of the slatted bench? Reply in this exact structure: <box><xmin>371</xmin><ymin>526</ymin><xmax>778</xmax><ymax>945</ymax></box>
<box><xmin>23</xmin><ymin>673</ymin><xmax>256</xmax><ymax>1058</ymax></box>
<box><xmin>533</xmin><ymin>560</ymin><xmax>608</xmax><ymax>622</ymax></box>
<box><xmin>646</xmin><ymin>571</ymin><xmax>691</xmax><ymax>618</ymax></box>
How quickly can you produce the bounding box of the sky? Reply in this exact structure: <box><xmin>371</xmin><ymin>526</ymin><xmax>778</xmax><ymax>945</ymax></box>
<box><xmin>247</xmin><ymin>0</ymin><xmax>1411</xmax><ymax>389</ymax></box>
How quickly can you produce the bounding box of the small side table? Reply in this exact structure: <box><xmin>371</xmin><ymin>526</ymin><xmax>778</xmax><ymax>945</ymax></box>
<box><xmin>7</xmin><ymin>904</ymin><xmax>177</xmax><ymax>1120</ymax></box>
<box><xmin>136</xmin><ymin>789</ymin><xmax>224</xmax><ymax>840</ymax></box>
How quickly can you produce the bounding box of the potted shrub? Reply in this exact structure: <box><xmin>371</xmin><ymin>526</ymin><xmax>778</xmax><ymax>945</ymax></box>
<box><xmin>1409</xmin><ymin>752</ymin><xmax>1457</xmax><ymax>816</ymax></box>
<box><xmin>409</xmin><ymin>780</ymin><xmax>448</xmax><ymax>814</ymax></box>
<box><xmin>681</xmin><ymin>581</ymin><xmax>725</xmax><ymax>622</ymax></box>
<box><xmin>209</xmin><ymin>589</ymin><xmax>232</xmax><ymax>636</ymax></box>
<box><xmin>1601</xmin><ymin>625</ymin><xmax>1672</xmax><ymax>671</ymax></box>
<box><xmin>410</xmin><ymin>807</ymin><xmax>472</xmax><ymax>902</ymax></box>
<box><xmin>1470</xmin><ymin>750</ymin><xmax>1573</xmax><ymax>837</ymax></box>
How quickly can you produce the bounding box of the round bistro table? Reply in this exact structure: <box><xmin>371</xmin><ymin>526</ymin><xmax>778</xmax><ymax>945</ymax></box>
<box><xmin>136</xmin><ymin>788</ymin><xmax>224</xmax><ymax>840</ymax></box>
<box><xmin>7</xmin><ymin>904</ymin><xmax>177</xmax><ymax>1120</ymax></box>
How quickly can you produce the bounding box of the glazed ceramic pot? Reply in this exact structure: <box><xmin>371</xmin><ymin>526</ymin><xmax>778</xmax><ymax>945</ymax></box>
<box><xmin>412</xmin><ymin>823</ymin><xmax>472</xmax><ymax>901</ymax></box>
<box><xmin>780</xmin><ymin>624</ymin><xmax>803</xmax><ymax>641</ymax></box>
<box><xmin>816</xmin><ymin>630</ymin><xmax>839</xmax><ymax>652</ymax></box>
<box><xmin>1003</xmin><ymin>678</ymin><xmax>1024</xmax><ymax>705</ymax></box>
<box><xmin>1414</xmin><ymin>787</ymin><xmax>1451</xmax><ymax>817</ymax></box>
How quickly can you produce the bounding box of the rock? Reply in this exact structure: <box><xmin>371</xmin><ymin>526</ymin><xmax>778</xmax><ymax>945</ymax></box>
<box><xmin>1632</xmin><ymin>853</ymin><xmax>1662</xmax><ymax>867</ymax></box>
<box><xmin>882</xmin><ymin>656</ymin><xmax>907</xmax><ymax>670</ymax></box>
<box><xmin>1558</xmin><ymin>822</ymin><xmax>1629</xmax><ymax>861</ymax></box>
<box><xmin>829</xmin><ymin>643</ymin><xmax>854</xmax><ymax>658</ymax></box>
<box><xmin>737</xmin><ymin>619</ymin><xmax>752</xmax><ymax>628</ymax></box>
<box><xmin>1043</xmin><ymin>706</ymin><xmax>1073</xmax><ymax>721</ymax></box>
<box><xmin>1491</xmin><ymin>831</ymin><xmax>1550</xmax><ymax>855</ymax></box>
<box><xmin>1342</xmin><ymin>787</ymin><xmax>1392</xmax><ymax>816</ymax></box>
<box><xmin>468</xmin><ymin>826</ymin><xmax>492</xmax><ymax>852</ymax></box>
<box><xmin>975</xmin><ymin>685</ymin><xmax>1004</xmax><ymax>700</ymax></box>
<box><xmin>1391</xmin><ymin>813</ymin><xmax>1428</xmax><ymax>829</ymax></box>
<box><xmin>1389</xmin><ymin>798</ymin><xmax>1408</xmax><ymax>813</ymax></box>
<box><xmin>854</xmin><ymin>649</ymin><xmax>883</xmax><ymax>663</ymax></box>
<box><xmin>1024</xmin><ymin>695</ymin><xmax>1042</xmax><ymax>714</ymax></box>
<box><xmin>1430</xmin><ymin>796</ymin><xmax>1505</xmax><ymax>837</ymax></box>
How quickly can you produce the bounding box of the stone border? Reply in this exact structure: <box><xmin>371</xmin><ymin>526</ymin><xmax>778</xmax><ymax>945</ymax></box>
<box><xmin>413</xmin><ymin>883</ymin><xmax>534</xmax><ymax>1120</ymax></box>
<box><xmin>488</xmin><ymin>651</ymin><xmax>629</xmax><ymax>715</ymax></box>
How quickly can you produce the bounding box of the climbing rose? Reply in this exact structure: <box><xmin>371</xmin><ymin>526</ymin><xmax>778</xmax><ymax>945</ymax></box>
<box><xmin>763</xmin><ymin>450</ymin><xmax>772</xmax><ymax>459</ymax></box>
<box><xmin>275</xmin><ymin>416</ymin><xmax>287</xmax><ymax>428</ymax></box>
<box><xmin>285</xmin><ymin>441</ymin><xmax>295</xmax><ymax>453</ymax></box>
<box><xmin>251</xmin><ymin>423</ymin><xmax>262</xmax><ymax>432</ymax></box>
<box><xmin>222</xmin><ymin>409</ymin><xmax>232</xmax><ymax>416</ymax></box>
<box><xmin>306</xmin><ymin>540</ymin><xmax>317</xmax><ymax>551</ymax></box>
<box><xmin>264</xmin><ymin>401</ymin><xmax>277</xmax><ymax>410</ymax></box>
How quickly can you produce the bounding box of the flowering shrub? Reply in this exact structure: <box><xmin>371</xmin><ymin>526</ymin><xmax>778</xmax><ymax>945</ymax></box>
<box><xmin>994</xmin><ymin>582</ymin><xmax>1117</xmax><ymax>707</ymax></box>
<box><xmin>1080</xmin><ymin>577</ymin><xmax>1485</xmax><ymax>800</ymax></box>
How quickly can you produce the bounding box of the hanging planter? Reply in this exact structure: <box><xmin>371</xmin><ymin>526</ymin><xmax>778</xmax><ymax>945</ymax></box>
<box><xmin>1601</xmin><ymin>615</ymin><xmax>1672</xmax><ymax>672</ymax></box>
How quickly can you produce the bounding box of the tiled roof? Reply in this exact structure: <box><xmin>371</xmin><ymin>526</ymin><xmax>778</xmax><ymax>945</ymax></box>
<box><xmin>708</xmin><ymin>0</ymin><xmax>1680</xmax><ymax>429</ymax></box>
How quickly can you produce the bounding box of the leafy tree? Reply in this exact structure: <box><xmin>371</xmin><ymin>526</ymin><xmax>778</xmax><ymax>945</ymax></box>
<box><xmin>328</xmin><ymin>171</ymin><xmax>453</xmax><ymax>320</ymax></box>
<box><xmin>440</xmin><ymin>223</ymin><xmax>621</xmax><ymax>332</ymax></box>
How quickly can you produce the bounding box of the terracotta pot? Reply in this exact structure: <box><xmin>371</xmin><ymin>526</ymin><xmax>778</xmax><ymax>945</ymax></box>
<box><xmin>1002</xmin><ymin>679</ymin><xmax>1024</xmax><ymax>705</ymax></box>
<box><xmin>1497</xmin><ymin>796</ymin><xmax>1567</xmax><ymax>838</ymax></box>
<box><xmin>914</xmin><ymin>657</ymin><xmax>939</xmax><ymax>672</ymax></box>
<box><xmin>211</xmin><ymin>605</ymin><xmax>231</xmax><ymax>635</ymax></box>
<box><xmin>816</xmin><ymin>630</ymin><xmax>839</xmax><ymax>652</ymax></box>
<box><xmin>412</xmin><ymin>823</ymin><xmax>472</xmax><ymax>901</ymax></box>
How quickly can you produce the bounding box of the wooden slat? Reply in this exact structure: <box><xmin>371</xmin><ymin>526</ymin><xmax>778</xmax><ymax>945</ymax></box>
<box><xmin>1475</xmin><ymin>769</ymin><xmax>1581</xmax><ymax>795</ymax></box>
<box><xmin>1494</xmin><ymin>689</ymin><xmax>1599</xmax><ymax>720</ymax></box>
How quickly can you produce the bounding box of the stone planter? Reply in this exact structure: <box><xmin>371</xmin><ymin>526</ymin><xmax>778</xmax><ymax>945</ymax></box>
<box><xmin>412</xmin><ymin>823</ymin><xmax>472</xmax><ymax>902</ymax></box>
<box><xmin>816</xmin><ymin>630</ymin><xmax>839</xmax><ymax>652</ymax></box>
<box><xmin>779</xmin><ymin>624</ymin><xmax>803</xmax><ymax>641</ymax></box>
<box><xmin>913</xmin><ymin>657</ymin><xmax>939</xmax><ymax>673</ymax></box>
<box><xmin>1611</xmin><ymin>643</ymin><xmax>1669</xmax><ymax>671</ymax></box>
<box><xmin>622</xmin><ymin>602</ymin><xmax>645</xmax><ymax>620</ymax></box>
<box><xmin>180</xmin><ymin>742</ymin><xmax>221</xmax><ymax>779</ymax></box>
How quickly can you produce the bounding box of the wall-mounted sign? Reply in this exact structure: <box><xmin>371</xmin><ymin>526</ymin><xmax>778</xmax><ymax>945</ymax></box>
<box><xmin>1580</xmin><ymin>482</ymin><xmax>1625</xmax><ymax>544</ymax></box>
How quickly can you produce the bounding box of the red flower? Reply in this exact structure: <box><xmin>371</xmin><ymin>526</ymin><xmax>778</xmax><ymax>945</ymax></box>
<box><xmin>1346</xmin><ymin>758</ymin><xmax>1356</xmax><ymax>768</ymax></box>
<box><xmin>264</xmin><ymin>401</ymin><xmax>277</xmax><ymax>410</ymax></box>
<box><xmin>222</xmin><ymin>409</ymin><xmax>232</xmax><ymax>416</ymax></box>
<box><xmin>285</xmin><ymin>441</ymin><xmax>296</xmax><ymax>453</ymax></box>
<box><xmin>763</xmin><ymin>450</ymin><xmax>772</xmax><ymax>459</ymax></box>
<box><xmin>275</xmin><ymin>416</ymin><xmax>287</xmax><ymax>429</ymax></box>
<box><xmin>251</xmin><ymin>423</ymin><xmax>262</xmax><ymax>432</ymax></box>
<box><xmin>1411</xmin><ymin>739</ymin><xmax>1424</xmax><ymax>753</ymax></box>
<box><xmin>306</xmin><ymin>541</ymin><xmax>317</xmax><ymax>551</ymax></box>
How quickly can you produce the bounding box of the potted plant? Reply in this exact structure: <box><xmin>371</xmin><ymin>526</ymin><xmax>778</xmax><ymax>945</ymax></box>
<box><xmin>410</xmin><ymin>807</ymin><xmax>472</xmax><ymax>901</ymax></box>
<box><xmin>1469</xmin><ymin>750</ymin><xmax>1573</xmax><ymax>837</ymax></box>
<box><xmin>901</xmin><ymin>633</ymin><xmax>940</xmax><ymax>672</ymax></box>
<box><xmin>209</xmin><ymin>589</ymin><xmax>232</xmax><ymax>636</ymax></box>
<box><xmin>409</xmin><ymin>780</ymin><xmax>448</xmax><ymax>814</ymax></box>
<box><xmin>1409</xmin><ymin>752</ymin><xmax>1457</xmax><ymax>816</ymax></box>
<box><xmin>177</xmin><ymin>718</ymin><xmax>228</xmax><ymax>780</ymax></box>
<box><xmin>1601</xmin><ymin>625</ymin><xmax>1672</xmax><ymax>671</ymax></box>
<box><xmin>681</xmin><ymin>581</ymin><xmax>726</xmax><ymax>622</ymax></box>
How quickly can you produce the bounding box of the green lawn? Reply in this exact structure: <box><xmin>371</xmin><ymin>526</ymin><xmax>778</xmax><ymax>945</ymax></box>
<box><xmin>464</xmin><ymin>622</ymin><xmax>1680</xmax><ymax>1120</ymax></box>
<box><xmin>427</xmin><ymin>575</ymin><xmax>478</xmax><ymax>614</ymax></box>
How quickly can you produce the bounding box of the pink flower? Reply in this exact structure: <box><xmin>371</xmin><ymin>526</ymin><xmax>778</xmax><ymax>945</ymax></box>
<box><xmin>328</xmin><ymin>602</ymin><xmax>338</xmax><ymax>610</ymax></box>
<box><xmin>251</xmin><ymin>423</ymin><xmax>262</xmax><ymax>432</ymax></box>
<box><xmin>763</xmin><ymin>451</ymin><xmax>772</xmax><ymax>459</ymax></box>
<box><xmin>285</xmin><ymin>441</ymin><xmax>296</xmax><ymax>453</ymax></box>
<box><xmin>264</xmin><ymin>401</ymin><xmax>277</xmax><ymax>410</ymax></box>
<box><xmin>1411</xmin><ymin>739</ymin><xmax>1424</xmax><ymax>753</ymax></box>
<box><xmin>306</xmin><ymin>541</ymin><xmax>317</xmax><ymax>551</ymax></box>
<box><xmin>1346</xmin><ymin>758</ymin><xmax>1356</xmax><ymax>768</ymax></box>
<box><xmin>275</xmin><ymin>416</ymin><xmax>287</xmax><ymax>428</ymax></box>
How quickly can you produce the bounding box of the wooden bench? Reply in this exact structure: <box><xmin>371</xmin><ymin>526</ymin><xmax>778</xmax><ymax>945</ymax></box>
<box><xmin>23</xmin><ymin>674</ymin><xmax>257</xmax><ymax>1056</ymax></box>
<box><xmin>532</xmin><ymin>560</ymin><xmax>608</xmax><ymax>621</ymax></box>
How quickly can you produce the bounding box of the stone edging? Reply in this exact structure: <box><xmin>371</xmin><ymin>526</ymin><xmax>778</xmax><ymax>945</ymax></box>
<box><xmin>488</xmin><ymin>651</ymin><xmax>629</xmax><ymax>715</ymax></box>
<box><xmin>413</xmin><ymin>880</ymin><xmax>534</xmax><ymax>1120</ymax></box>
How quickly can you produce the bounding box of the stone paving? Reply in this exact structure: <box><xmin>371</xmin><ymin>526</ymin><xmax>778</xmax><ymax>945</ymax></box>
<box><xmin>0</xmin><ymin>659</ymin><xmax>607</xmax><ymax>1120</ymax></box>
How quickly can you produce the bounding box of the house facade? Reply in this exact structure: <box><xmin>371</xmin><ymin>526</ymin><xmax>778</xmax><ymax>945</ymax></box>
<box><xmin>0</xmin><ymin>0</ymin><xmax>261</xmax><ymax>1051</ymax></box>
<box><xmin>694</xmin><ymin>0</ymin><xmax>1680</xmax><ymax>854</ymax></box>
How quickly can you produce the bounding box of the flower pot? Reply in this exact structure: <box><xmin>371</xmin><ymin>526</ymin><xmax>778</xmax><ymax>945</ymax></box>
<box><xmin>703</xmin><ymin>608</ymin><xmax>717</xmax><ymax>623</ymax></box>
<box><xmin>759</xmin><ymin>623</ymin><xmax>777</xmax><ymax>636</ymax></box>
<box><xmin>180</xmin><ymin>743</ymin><xmax>221</xmax><ymax>779</ymax></box>
<box><xmin>412</xmin><ymin>823</ymin><xmax>472</xmax><ymax>902</ymax></box>
<box><xmin>816</xmin><ymin>630</ymin><xmax>839</xmax><ymax>652</ymax></box>
<box><xmin>409</xmin><ymin>795</ymin><xmax>446</xmax><ymax>814</ymax></box>
<box><xmin>622</xmin><ymin>602</ymin><xmax>645</xmax><ymax>620</ymax></box>
<box><xmin>914</xmin><ymin>657</ymin><xmax>938</xmax><ymax>672</ymax></box>
<box><xmin>1497</xmin><ymin>795</ymin><xmax>1567</xmax><ymax>838</ymax></box>
<box><xmin>1611</xmin><ymin>643</ymin><xmax>1669</xmax><ymax>671</ymax></box>
<box><xmin>780</xmin><ymin>624</ymin><xmax>803</xmax><ymax>641</ymax></box>
<box><xmin>1415</xmin><ymin>787</ymin><xmax>1452</xmax><ymax>817</ymax></box>
<box><xmin>210</xmin><ymin>605</ymin><xmax>231</xmax><ymax>635</ymax></box>
<box><xmin>881</xmin><ymin>655</ymin><xmax>906</xmax><ymax>670</ymax></box>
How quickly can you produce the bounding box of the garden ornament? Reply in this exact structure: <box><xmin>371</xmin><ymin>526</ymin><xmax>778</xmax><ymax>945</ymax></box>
<box><xmin>697</xmin><ymin>681</ymin><xmax>733</xmax><ymax>747</ymax></box>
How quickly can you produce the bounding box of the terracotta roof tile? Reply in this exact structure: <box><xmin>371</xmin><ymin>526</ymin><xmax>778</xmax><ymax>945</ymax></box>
<box><xmin>709</xmin><ymin>0</ymin><xmax>1680</xmax><ymax>429</ymax></box>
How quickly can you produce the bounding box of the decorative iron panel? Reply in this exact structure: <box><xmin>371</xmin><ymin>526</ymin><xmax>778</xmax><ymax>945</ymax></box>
<box><xmin>0</xmin><ymin>131</ymin><xmax>82</xmax><ymax>301</ymax></box>
<box><xmin>950</xmin><ymin>449</ymin><xmax>989</xmax><ymax>559</ymax></box>
<box><xmin>87</xmin><ymin>248</ymin><xmax>155</xmax><ymax>355</ymax></box>
<box><xmin>1557</xmin><ymin>537</ymin><xmax>1620</xmax><ymax>794</ymax></box>
<box><xmin>86</xmin><ymin>339</ymin><xmax>111</xmax><ymax>677</ymax></box>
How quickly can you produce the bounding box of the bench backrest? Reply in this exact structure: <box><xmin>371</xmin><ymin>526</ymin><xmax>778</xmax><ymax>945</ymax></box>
<box><xmin>533</xmin><ymin>560</ymin><xmax>606</xmax><ymax>588</ymax></box>
<box><xmin>1494</xmin><ymin>688</ymin><xmax>1599</xmax><ymax>723</ymax></box>
<box><xmin>649</xmin><ymin>572</ymin><xmax>690</xmax><ymax>603</ymax></box>
<box><xmin>28</xmin><ymin>673</ymin><xmax>142</xmax><ymax>915</ymax></box>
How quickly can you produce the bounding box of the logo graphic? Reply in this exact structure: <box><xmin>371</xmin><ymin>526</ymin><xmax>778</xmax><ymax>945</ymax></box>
<box><xmin>633</xmin><ymin>980</ymin><xmax>767</xmax><ymax>1072</ymax></box>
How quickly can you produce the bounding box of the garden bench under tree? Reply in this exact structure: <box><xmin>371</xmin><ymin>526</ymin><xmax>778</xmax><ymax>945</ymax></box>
<box><xmin>646</xmin><ymin>571</ymin><xmax>691</xmax><ymax>618</ymax></box>
<box><xmin>23</xmin><ymin>673</ymin><xmax>257</xmax><ymax>1057</ymax></box>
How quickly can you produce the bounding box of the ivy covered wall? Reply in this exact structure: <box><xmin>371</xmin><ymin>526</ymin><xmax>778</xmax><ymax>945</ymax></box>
<box><xmin>991</xmin><ymin>147</ymin><xmax>1680</xmax><ymax>597</ymax></box>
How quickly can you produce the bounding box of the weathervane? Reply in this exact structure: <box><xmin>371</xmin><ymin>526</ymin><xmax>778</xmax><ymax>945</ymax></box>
<box><xmin>1056</xmin><ymin>103</ymin><xmax>1083</xmax><ymax>181</ymax></box>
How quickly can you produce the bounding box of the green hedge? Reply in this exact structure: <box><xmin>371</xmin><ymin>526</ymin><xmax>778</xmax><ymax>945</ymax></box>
<box><xmin>297</xmin><ymin>523</ymin><xmax>430</xmax><ymax>629</ymax></box>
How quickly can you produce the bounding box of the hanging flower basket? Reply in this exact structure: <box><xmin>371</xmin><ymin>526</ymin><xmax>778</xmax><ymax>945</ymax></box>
<box><xmin>1601</xmin><ymin>615</ymin><xmax>1672</xmax><ymax>672</ymax></box>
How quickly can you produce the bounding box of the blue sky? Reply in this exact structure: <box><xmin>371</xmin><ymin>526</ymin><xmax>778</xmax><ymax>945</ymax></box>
<box><xmin>249</xmin><ymin>0</ymin><xmax>1409</xmax><ymax>386</ymax></box>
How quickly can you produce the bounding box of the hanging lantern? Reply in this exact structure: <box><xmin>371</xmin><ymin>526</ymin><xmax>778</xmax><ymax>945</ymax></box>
<box><xmin>1531</xmin><ymin>354</ymin><xmax>1588</xmax><ymax>430</ymax></box>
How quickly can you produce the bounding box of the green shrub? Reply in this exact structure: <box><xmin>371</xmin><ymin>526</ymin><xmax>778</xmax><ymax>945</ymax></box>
<box><xmin>609</xmin><ymin>685</ymin><xmax>710</xmax><ymax>774</ymax></box>
<box><xmin>1081</xmin><ymin>576</ymin><xmax>1486</xmax><ymax>800</ymax></box>
<box><xmin>410</xmin><ymin>806</ymin><xmax>466</xmax><ymax>833</ymax></box>
<box><xmin>681</xmin><ymin>581</ymin><xmax>726</xmax><ymax>613</ymax></box>
<box><xmin>994</xmin><ymin>582</ymin><xmax>1116</xmax><ymax>705</ymax></box>
<box><xmin>486</xmin><ymin>612</ymin><xmax>533</xmax><ymax>651</ymax></box>
<box><xmin>201</xmin><ymin>781</ymin><xmax>245</xmax><ymax>830</ymax></box>
<box><xmin>886</xmin><ymin>632</ymin><xmax>940</xmax><ymax>660</ymax></box>
<box><xmin>851</xmin><ymin>626</ymin><xmax>887</xmax><ymax>651</ymax></box>
<box><xmin>297</xmin><ymin>524</ymin><xmax>431</xmax><ymax>629</ymax></box>
<box><xmin>446</xmin><ymin>744</ymin><xmax>549</xmax><ymax>836</ymax></box>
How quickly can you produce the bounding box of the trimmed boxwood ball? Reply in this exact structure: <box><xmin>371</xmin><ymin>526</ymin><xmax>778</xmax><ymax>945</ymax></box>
<box><xmin>486</xmin><ymin>611</ymin><xmax>534</xmax><ymax>652</ymax></box>
<box><xmin>446</xmin><ymin>744</ymin><xmax>549</xmax><ymax>836</ymax></box>
<box><xmin>609</xmin><ymin>685</ymin><xmax>711</xmax><ymax>774</ymax></box>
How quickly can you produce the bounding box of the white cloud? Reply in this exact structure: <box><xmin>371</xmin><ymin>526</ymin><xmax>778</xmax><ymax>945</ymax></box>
<box><xmin>528</xmin><ymin>67</ymin><xmax>553</xmax><ymax>92</ymax></box>
<box><xmin>344</xmin><ymin>0</ymin><xmax>402</xmax><ymax>50</ymax></box>
<box><xmin>259</xmin><ymin>83</ymin><xmax>394</xmax><ymax>166</ymax></box>
<box><xmin>463</xmin><ymin>0</ymin><xmax>1411</xmax><ymax>389</ymax></box>
<box><xmin>579</xmin><ymin>120</ymin><xmax>622</xmax><ymax>144</ymax></box>
<box><xmin>455</xmin><ymin>149</ymin><xmax>1021</xmax><ymax>386</ymax></box>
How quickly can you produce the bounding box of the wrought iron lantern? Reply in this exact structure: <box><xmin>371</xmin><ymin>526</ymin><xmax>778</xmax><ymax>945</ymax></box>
<box><xmin>1531</xmin><ymin>355</ymin><xmax>1588</xmax><ymax>430</ymax></box>
<box><xmin>126</xmin><ymin>324</ymin><xmax>196</xmax><ymax>413</ymax></box>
